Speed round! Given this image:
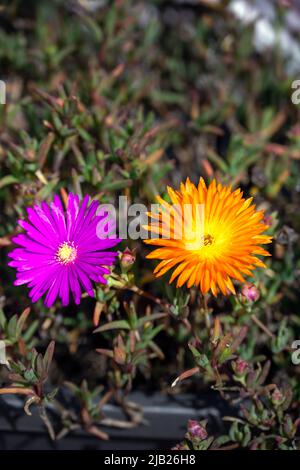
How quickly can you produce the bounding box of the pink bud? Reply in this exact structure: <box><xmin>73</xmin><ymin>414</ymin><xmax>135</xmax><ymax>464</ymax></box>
<box><xmin>235</xmin><ymin>358</ymin><xmax>248</xmax><ymax>375</ymax></box>
<box><xmin>278</xmin><ymin>0</ymin><xmax>292</xmax><ymax>7</ymax></box>
<box><xmin>271</xmin><ymin>388</ymin><xmax>284</xmax><ymax>405</ymax></box>
<box><xmin>120</xmin><ymin>248</ymin><xmax>136</xmax><ymax>268</ymax></box>
<box><xmin>289</xmin><ymin>124</ymin><xmax>300</xmax><ymax>137</ymax></box>
<box><xmin>262</xmin><ymin>214</ymin><xmax>273</xmax><ymax>228</ymax></box>
<box><xmin>242</xmin><ymin>283</ymin><xmax>260</xmax><ymax>302</ymax></box>
<box><xmin>187</xmin><ymin>420</ymin><xmax>208</xmax><ymax>440</ymax></box>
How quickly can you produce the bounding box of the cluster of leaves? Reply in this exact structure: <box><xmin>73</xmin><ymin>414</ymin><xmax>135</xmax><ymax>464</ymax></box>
<box><xmin>0</xmin><ymin>0</ymin><xmax>300</xmax><ymax>448</ymax></box>
<box><xmin>0</xmin><ymin>338</ymin><xmax>57</xmax><ymax>439</ymax></box>
<box><xmin>174</xmin><ymin>314</ymin><xmax>300</xmax><ymax>450</ymax></box>
<box><xmin>0</xmin><ymin>307</ymin><xmax>38</xmax><ymax>353</ymax></box>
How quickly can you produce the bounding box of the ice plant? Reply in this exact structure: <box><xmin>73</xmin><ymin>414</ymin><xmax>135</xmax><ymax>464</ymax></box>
<box><xmin>144</xmin><ymin>178</ymin><xmax>272</xmax><ymax>295</ymax></box>
<box><xmin>8</xmin><ymin>194</ymin><xmax>120</xmax><ymax>307</ymax></box>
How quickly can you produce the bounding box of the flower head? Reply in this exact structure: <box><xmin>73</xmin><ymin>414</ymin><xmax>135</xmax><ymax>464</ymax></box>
<box><xmin>8</xmin><ymin>194</ymin><xmax>120</xmax><ymax>307</ymax></box>
<box><xmin>144</xmin><ymin>178</ymin><xmax>272</xmax><ymax>296</ymax></box>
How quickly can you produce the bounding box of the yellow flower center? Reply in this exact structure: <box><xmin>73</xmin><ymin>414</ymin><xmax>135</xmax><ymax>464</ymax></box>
<box><xmin>56</xmin><ymin>242</ymin><xmax>77</xmax><ymax>265</ymax></box>
<box><xmin>204</xmin><ymin>234</ymin><xmax>214</xmax><ymax>246</ymax></box>
<box><xmin>185</xmin><ymin>232</ymin><xmax>215</xmax><ymax>251</ymax></box>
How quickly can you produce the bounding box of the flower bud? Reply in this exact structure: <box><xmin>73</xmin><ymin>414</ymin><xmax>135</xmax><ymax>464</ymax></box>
<box><xmin>187</xmin><ymin>420</ymin><xmax>208</xmax><ymax>440</ymax></box>
<box><xmin>241</xmin><ymin>283</ymin><xmax>260</xmax><ymax>302</ymax></box>
<box><xmin>271</xmin><ymin>387</ymin><xmax>285</xmax><ymax>407</ymax></box>
<box><xmin>234</xmin><ymin>358</ymin><xmax>249</xmax><ymax>376</ymax></box>
<box><xmin>262</xmin><ymin>214</ymin><xmax>273</xmax><ymax>228</ymax></box>
<box><xmin>120</xmin><ymin>248</ymin><xmax>136</xmax><ymax>271</ymax></box>
<box><xmin>289</xmin><ymin>124</ymin><xmax>300</xmax><ymax>137</ymax></box>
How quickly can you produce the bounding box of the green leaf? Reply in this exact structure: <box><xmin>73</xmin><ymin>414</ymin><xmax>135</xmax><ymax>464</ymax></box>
<box><xmin>197</xmin><ymin>353</ymin><xmax>211</xmax><ymax>370</ymax></box>
<box><xmin>152</xmin><ymin>89</ymin><xmax>185</xmax><ymax>105</ymax></box>
<box><xmin>30</xmin><ymin>348</ymin><xmax>38</xmax><ymax>369</ymax></box>
<box><xmin>45</xmin><ymin>388</ymin><xmax>59</xmax><ymax>402</ymax></box>
<box><xmin>0</xmin><ymin>175</ymin><xmax>19</xmax><ymax>189</ymax></box>
<box><xmin>212</xmin><ymin>435</ymin><xmax>231</xmax><ymax>449</ymax></box>
<box><xmin>16</xmin><ymin>308</ymin><xmax>31</xmax><ymax>339</ymax></box>
<box><xmin>43</xmin><ymin>341</ymin><xmax>55</xmax><ymax>374</ymax></box>
<box><xmin>219</xmin><ymin>346</ymin><xmax>232</xmax><ymax>364</ymax></box>
<box><xmin>198</xmin><ymin>436</ymin><xmax>214</xmax><ymax>450</ymax></box>
<box><xmin>36</xmin><ymin>178</ymin><xmax>59</xmax><ymax>199</ymax></box>
<box><xmin>143</xmin><ymin>324</ymin><xmax>164</xmax><ymax>341</ymax></box>
<box><xmin>36</xmin><ymin>353</ymin><xmax>45</xmax><ymax>379</ymax></box>
<box><xmin>271</xmin><ymin>319</ymin><xmax>291</xmax><ymax>353</ymax></box>
<box><xmin>137</xmin><ymin>313</ymin><xmax>167</xmax><ymax>328</ymax></box>
<box><xmin>7</xmin><ymin>315</ymin><xmax>18</xmax><ymax>340</ymax></box>
<box><xmin>24</xmin><ymin>369</ymin><xmax>37</xmax><ymax>383</ymax></box>
<box><xmin>94</xmin><ymin>320</ymin><xmax>131</xmax><ymax>333</ymax></box>
<box><xmin>100</xmin><ymin>179</ymin><xmax>132</xmax><ymax>191</ymax></box>
<box><xmin>242</xmin><ymin>425</ymin><xmax>252</xmax><ymax>447</ymax></box>
<box><xmin>22</xmin><ymin>320</ymin><xmax>39</xmax><ymax>343</ymax></box>
<box><xmin>0</xmin><ymin>309</ymin><xmax>7</xmax><ymax>330</ymax></box>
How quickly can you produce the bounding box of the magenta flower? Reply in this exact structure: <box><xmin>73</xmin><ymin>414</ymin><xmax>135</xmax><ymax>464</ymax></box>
<box><xmin>8</xmin><ymin>194</ymin><xmax>120</xmax><ymax>307</ymax></box>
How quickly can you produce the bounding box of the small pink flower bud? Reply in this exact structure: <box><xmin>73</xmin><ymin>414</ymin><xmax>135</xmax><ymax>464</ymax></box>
<box><xmin>278</xmin><ymin>0</ymin><xmax>292</xmax><ymax>8</ymax></box>
<box><xmin>241</xmin><ymin>283</ymin><xmax>260</xmax><ymax>302</ymax></box>
<box><xmin>120</xmin><ymin>248</ymin><xmax>136</xmax><ymax>270</ymax></box>
<box><xmin>234</xmin><ymin>358</ymin><xmax>248</xmax><ymax>376</ymax></box>
<box><xmin>262</xmin><ymin>214</ymin><xmax>273</xmax><ymax>228</ymax></box>
<box><xmin>187</xmin><ymin>420</ymin><xmax>208</xmax><ymax>440</ymax></box>
<box><xmin>271</xmin><ymin>387</ymin><xmax>284</xmax><ymax>406</ymax></box>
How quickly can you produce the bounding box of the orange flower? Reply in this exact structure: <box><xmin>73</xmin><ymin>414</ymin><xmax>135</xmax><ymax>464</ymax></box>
<box><xmin>144</xmin><ymin>178</ymin><xmax>272</xmax><ymax>296</ymax></box>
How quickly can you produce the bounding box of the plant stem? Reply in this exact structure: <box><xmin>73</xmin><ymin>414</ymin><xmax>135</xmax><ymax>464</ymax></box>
<box><xmin>39</xmin><ymin>404</ymin><xmax>56</xmax><ymax>441</ymax></box>
<box><xmin>129</xmin><ymin>285</ymin><xmax>171</xmax><ymax>311</ymax></box>
<box><xmin>201</xmin><ymin>293</ymin><xmax>211</xmax><ymax>329</ymax></box>
<box><xmin>251</xmin><ymin>314</ymin><xmax>275</xmax><ymax>339</ymax></box>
